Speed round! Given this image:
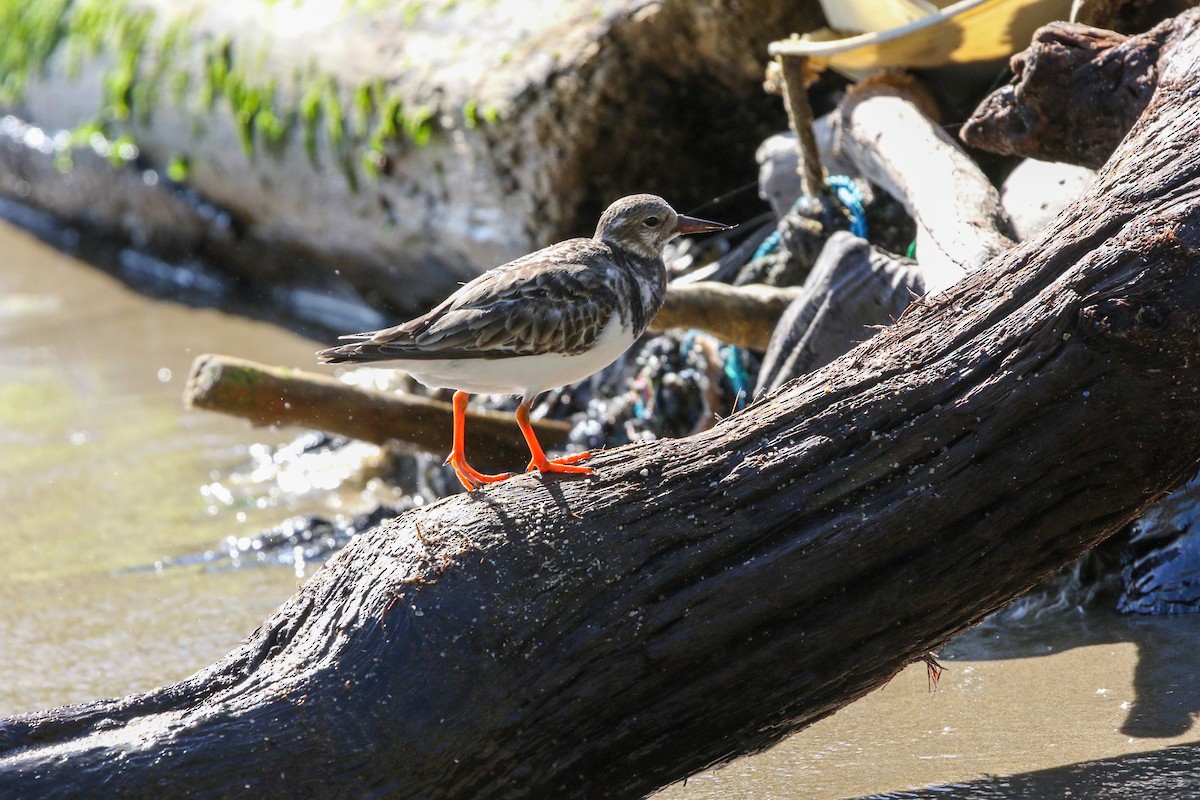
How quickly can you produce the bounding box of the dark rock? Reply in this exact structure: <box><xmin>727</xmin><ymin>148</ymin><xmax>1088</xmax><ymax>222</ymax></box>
<box><xmin>1120</xmin><ymin>477</ymin><xmax>1200</xmax><ymax>615</ymax></box>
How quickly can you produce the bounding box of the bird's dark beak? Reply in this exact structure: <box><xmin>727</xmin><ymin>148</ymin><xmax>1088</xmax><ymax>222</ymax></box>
<box><xmin>676</xmin><ymin>215</ymin><xmax>734</xmax><ymax>235</ymax></box>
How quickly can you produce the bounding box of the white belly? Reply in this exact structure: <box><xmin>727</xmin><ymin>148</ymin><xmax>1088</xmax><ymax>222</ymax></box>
<box><xmin>387</xmin><ymin>318</ymin><xmax>636</xmax><ymax>399</ymax></box>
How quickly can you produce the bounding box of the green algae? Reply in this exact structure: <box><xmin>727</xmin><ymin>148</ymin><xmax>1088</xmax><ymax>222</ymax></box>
<box><xmin>461</xmin><ymin>98</ymin><xmax>479</xmax><ymax>129</ymax></box>
<box><xmin>0</xmin><ymin>0</ymin><xmax>73</xmax><ymax>104</ymax></box>
<box><xmin>166</xmin><ymin>154</ymin><xmax>191</xmax><ymax>182</ymax></box>
<box><xmin>0</xmin><ymin>0</ymin><xmax>496</xmax><ymax>191</ymax></box>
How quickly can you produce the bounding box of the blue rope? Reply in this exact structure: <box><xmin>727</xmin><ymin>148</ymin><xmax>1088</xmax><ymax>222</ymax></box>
<box><xmin>680</xmin><ymin>329</ymin><xmax>699</xmax><ymax>356</ymax></box>
<box><xmin>681</xmin><ymin>332</ymin><xmax>750</xmax><ymax>412</ymax></box>
<box><xmin>752</xmin><ymin>175</ymin><xmax>867</xmax><ymax>262</ymax></box>
<box><xmin>753</xmin><ymin>228</ymin><xmax>783</xmax><ymax>261</ymax></box>
<box><xmin>828</xmin><ymin>174</ymin><xmax>868</xmax><ymax>238</ymax></box>
<box><xmin>721</xmin><ymin>345</ymin><xmax>750</xmax><ymax>411</ymax></box>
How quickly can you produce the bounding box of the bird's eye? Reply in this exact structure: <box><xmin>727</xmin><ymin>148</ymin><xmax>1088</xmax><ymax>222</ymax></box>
<box><xmin>643</xmin><ymin>216</ymin><xmax>661</xmax><ymax>227</ymax></box>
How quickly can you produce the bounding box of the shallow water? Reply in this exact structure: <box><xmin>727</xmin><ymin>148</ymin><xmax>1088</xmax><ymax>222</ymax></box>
<box><xmin>2</xmin><ymin>217</ymin><xmax>1199</xmax><ymax>796</ymax></box>
<box><xmin>656</xmin><ymin>612</ymin><xmax>1200</xmax><ymax>798</ymax></box>
<box><xmin>0</xmin><ymin>218</ymin><xmax>322</xmax><ymax>713</ymax></box>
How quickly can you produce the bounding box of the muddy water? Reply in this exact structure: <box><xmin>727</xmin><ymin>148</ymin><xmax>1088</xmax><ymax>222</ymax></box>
<box><xmin>0</xmin><ymin>217</ymin><xmax>325</xmax><ymax>713</ymax></box>
<box><xmin>656</xmin><ymin>612</ymin><xmax>1200</xmax><ymax>798</ymax></box>
<box><xmin>3</xmin><ymin>216</ymin><xmax>1199</xmax><ymax>797</ymax></box>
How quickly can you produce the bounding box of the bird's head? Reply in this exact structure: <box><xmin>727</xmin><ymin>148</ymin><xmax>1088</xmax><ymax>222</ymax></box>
<box><xmin>594</xmin><ymin>194</ymin><xmax>732</xmax><ymax>261</ymax></box>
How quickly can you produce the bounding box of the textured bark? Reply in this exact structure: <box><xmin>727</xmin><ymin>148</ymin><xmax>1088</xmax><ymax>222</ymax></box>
<box><xmin>1072</xmin><ymin>0</ymin><xmax>1197</xmax><ymax>32</ymax></box>
<box><xmin>4</xmin><ymin>10</ymin><xmax>1200</xmax><ymax>799</ymax></box>
<box><xmin>960</xmin><ymin>16</ymin><xmax>1175</xmax><ymax>167</ymax></box>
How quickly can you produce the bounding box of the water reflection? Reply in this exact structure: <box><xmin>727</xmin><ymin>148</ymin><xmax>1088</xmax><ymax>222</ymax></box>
<box><xmin>952</xmin><ymin>610</ymin><xmax>1200</xmax><ymax>741</ymax></box>
<box><xmin>660</xmin><ymin>609</ymin><xmax>1200</xmax><ymax>799</ymax></box>
<box><xmin>860</xmin><ymin>742</ymin><xmax>1200</xmax><ymax>799</ymax></box>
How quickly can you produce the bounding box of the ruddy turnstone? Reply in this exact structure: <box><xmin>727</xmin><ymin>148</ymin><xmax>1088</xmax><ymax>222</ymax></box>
<box><xmin>317</xmin><ymin>194</ymin><xmax>731</xmax><ymax>490</ymax></box>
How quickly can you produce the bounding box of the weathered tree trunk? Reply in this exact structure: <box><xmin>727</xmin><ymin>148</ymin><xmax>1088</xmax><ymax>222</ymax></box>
<box><xmin>960</xmin><ymin>15</ymin><xmax>1175</xmax><ymax>167</ymax></box>
<box><xmin>5</xmin><ymin>11</ymin><xmax>1200</xmax><ymax>799</ymax></box>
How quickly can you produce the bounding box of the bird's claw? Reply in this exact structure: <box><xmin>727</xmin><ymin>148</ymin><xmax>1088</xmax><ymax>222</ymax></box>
<box><xmin>526</xmin><ymin>451</ymin><xmax>594</xmax><ymax>475</ymax></box>
<box><xmin>446</xmin><ymin>452</ymin><xmax>513</xmax><ymax>491</ymax></box>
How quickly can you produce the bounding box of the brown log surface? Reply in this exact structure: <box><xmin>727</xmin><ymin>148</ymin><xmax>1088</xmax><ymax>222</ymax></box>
<box><xmin>649</xmin><ymin>281</ymin><xmax>800</xmax><ymax>350</ymax></box>
<box><xmin>960</xmin><ymin>18</ymin><xmax>1173</xmax><ymax>167</ymax></box>
<box><xmin>5</xmin><ymin>11</ymin><xmax>1200</xmax><ymax>799</ymax></box>
<box><xmin>184</xmin><ymin>353</ymin><xmax>573</xmax><ymax>469</ymax></box>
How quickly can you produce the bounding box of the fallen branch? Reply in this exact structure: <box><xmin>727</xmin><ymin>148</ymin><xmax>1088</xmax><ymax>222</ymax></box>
<box><xmin>832</xmin><ymin>71</ymin><xmax>1015</xmax><ymax>292</ymax></box>
<box><xmin>5</xmin><ymin>10</ymin><xmax>1200</xmax><ymax>799</ymax></box>
<box><xmin>184</xmin><ymin>353</ymin><xmax>573</xmax><ymax>468</ymax></box>
<box><xmin>184</xmin><ymin>281</ymin><xmax>795</xmax><ymax>464</ymax></box>
<box><xmin>650</xmin><ymin>281</ymin><xmax>801</xmax><ymax>351</ymax></box>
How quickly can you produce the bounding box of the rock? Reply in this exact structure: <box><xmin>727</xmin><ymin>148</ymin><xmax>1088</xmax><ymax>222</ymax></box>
<box><xmin>0</xmin><ymin>0</ymin><xmax>820</xmax><ymax>316</ymax></box>
<box><xmin>1119</xmin><ymin>477</ymin><xmax>1200</xmax><ymax>615</ymax></box>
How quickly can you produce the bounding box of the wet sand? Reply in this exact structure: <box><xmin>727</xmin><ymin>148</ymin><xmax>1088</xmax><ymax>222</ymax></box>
<box><xmin>2</xmin><ymin>217</ymin><xmax>1198</xmax><ymax>797</ymax></box>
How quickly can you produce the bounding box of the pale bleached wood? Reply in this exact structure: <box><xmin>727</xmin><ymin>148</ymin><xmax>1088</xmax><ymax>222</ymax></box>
<box><xmin>832</xmin><ymin>73</ymin><xmax>1015</xmax><ymax>293</ymax></box>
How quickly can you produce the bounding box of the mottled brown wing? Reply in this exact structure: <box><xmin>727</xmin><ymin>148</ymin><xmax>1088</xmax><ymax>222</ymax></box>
<box><xmin>319</xmin><ymin>240</ymin><xmax>620</xmax><ymax>363</ymax></box>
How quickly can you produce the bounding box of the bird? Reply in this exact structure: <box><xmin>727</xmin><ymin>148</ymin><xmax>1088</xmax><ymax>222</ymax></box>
<box><xmin>317</xmin><ymin>194</ymin><xmax>731</xmax><ymax>491</ymax></box>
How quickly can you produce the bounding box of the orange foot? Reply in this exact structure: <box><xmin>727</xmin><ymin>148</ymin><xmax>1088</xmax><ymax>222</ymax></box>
<box><xmin>526</xmin><ymin>450</ymin><xmax>593</xmax><ymax>475</ymax></box>
<box><xmin>446</xmin><ymin>451</ymin><xmax>513</xmax><ymax>491</ymax></box>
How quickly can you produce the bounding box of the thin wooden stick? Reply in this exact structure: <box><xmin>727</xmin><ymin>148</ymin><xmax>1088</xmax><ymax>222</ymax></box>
<box><xmin>778</xmin><ymin>55</ymin><xmax>825</xmax><ymax>197</ymax></box>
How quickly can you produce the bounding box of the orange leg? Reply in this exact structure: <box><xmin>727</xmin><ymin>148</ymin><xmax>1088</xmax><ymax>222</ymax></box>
<box><xmin>516</xmin><ymin>399</ymin><xmax>593</xmax><ymax>476</ymax></box>
<box><xmin>445</xmin><ymin>391</ymin><xmax>513</xmax><ymax>491</ymax></box>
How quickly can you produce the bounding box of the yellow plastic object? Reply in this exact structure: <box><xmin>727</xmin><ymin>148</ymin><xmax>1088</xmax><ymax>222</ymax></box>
<box><xmin>770</xmin><ymin>0</ymin><xmax>1074</xmax><ymax>79</ymax></box>
<box><xmin>820</xmin><ymin>0</ymin><xmax>947</xmax><ymax>34</ymax></box>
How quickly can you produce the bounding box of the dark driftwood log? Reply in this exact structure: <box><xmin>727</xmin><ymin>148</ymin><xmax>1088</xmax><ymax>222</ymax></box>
<box><xmin>1072</xmin><ymin>0</ymin><xmax>1199</xmax><ymax>32</ymax></box>
<box><xmin>184</xmin><ymin>353</ymin><xmax>573</xmax><ymax>470</ymax></box>
<box><xmin>4</xmin><ymin>11</ymin><xmax>1200</xmax><ymax>798</ymax></box>
<box><xmin>960</xmin><ymin>17</ymin><xmax>1175</xmax><ymax>168</ymax></box>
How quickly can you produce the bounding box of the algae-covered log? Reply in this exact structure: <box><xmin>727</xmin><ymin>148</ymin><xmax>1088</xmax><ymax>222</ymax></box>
<box><xmin>6</xmin><ymin>11</ymin><xmax>1200</xmax><ymax>799</ymax></box>
<box><xmin>0</xmin><ymin>0</ymin><xmax>818</xmax><ymax>315</ymax></box>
